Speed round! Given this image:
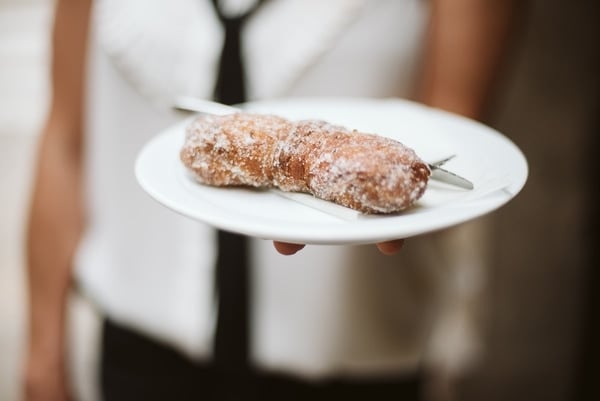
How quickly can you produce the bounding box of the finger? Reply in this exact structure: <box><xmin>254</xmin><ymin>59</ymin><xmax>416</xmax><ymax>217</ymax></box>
<box><xmin>376</xmin><ymin>239</ymin><xmax>405</xmax><ymax>255</ymax></box>
<box><xmin>273</xmin><ymin>241</ymin><xmax>306</xmax><ymax>255</ymax></box>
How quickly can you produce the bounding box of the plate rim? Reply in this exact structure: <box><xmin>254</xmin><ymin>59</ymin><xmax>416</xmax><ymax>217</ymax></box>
<box><xmin>135</xmin><ymin>97</ymin><xmax>528</xmax><ymax>244</ymax></box>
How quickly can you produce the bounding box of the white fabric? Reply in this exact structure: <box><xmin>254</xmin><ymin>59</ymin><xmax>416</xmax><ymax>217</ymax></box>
<box><xmin>76</xmin><ymin>37</ymin><xmax>218</xmax><ymax>358</ymax></box>
<box><xmin>93</xmin><ymin>0</ymin><xmax>427</xmax><ymax>102</ymax></box>
<box><xmin>73</xmin><ymin>0</ymin><xmax>485</xmax><ymax>378</ymax></box>
<box><xmin>94</xmin><ymin>0</ymin><xmax>222</xmax><ymax>105</ymax></box>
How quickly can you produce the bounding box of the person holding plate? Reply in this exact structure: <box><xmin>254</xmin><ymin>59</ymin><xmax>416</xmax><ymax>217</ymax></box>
<box><xmin>22</xmin><ymin>0</ymin><xmax>518</xmax><ymax>400</ymax></box>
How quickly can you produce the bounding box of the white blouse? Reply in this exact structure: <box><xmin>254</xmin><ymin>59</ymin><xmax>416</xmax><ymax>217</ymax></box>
<box><xmin>75</xmin><ymin>0</ymin><xmax>484</xmax><ymax>379</ymax></box>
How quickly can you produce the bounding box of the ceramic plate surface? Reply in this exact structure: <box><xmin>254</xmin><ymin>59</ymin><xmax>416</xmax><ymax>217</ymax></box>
<box><xmin>135</xmin><ymin>98</ymin><xmax>527</xmax><ymax>244</ymax></box>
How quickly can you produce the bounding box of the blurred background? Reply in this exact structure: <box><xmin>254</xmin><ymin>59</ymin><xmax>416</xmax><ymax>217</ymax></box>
<box><xmin>0</xmin><ymin>0</ymin><xmax>598</xmax><ymax>400</ymax></box>
<box><xmin>0</xmin><ymin>0</ymin><xmax>52</xmax><ymax>399</ymax></box>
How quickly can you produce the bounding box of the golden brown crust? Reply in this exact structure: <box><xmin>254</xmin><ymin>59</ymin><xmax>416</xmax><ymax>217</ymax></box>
<box><xmin>180</xmin><ymin>113</ymin><xmax>430</xmax><ymax>213</ymax></box>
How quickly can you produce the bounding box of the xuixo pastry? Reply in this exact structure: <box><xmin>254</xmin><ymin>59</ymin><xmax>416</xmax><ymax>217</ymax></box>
<box><xmin>180</xmin><ymin>113</ymin><xmax>430</xmax><ymax>214</ymax></box>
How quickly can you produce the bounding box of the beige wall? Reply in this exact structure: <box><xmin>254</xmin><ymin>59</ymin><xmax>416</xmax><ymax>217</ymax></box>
<box><xmin>0</xmin><ymin>1</ymin><xmax>51</xmax><ymax>400</ymax></box>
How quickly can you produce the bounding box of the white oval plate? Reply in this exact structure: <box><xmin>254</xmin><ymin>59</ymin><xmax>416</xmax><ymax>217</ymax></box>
<box><xmin>135</xmin><ymin>98</ymin><xmax>527</xmax><ymax>244</ymax></box>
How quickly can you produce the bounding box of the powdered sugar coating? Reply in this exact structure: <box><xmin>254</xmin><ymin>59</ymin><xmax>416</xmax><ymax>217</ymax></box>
<box><xmin>180</xmin><ymin>113</ymin><xmax>430</xmax><ymax>213</ymax></box>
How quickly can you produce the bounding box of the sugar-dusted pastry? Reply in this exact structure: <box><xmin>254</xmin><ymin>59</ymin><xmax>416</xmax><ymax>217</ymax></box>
<box><xmin>180</xmin><ymin>113</ymin><xmax>430</xmax><ymax>214</ymax></box>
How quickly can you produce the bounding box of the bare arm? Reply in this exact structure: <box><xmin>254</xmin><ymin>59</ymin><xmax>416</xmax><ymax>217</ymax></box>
<box><xmin>23</xmin><ymin>0</ymin><xmax>91</xmax><ymax>400</ymax></box>
<box><xmin>419</xmin><ymin>0</ymin><xmax>519</xmax><ymax>118</ymax></box>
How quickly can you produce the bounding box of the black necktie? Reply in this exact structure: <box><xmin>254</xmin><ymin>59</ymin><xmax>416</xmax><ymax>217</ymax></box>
<box><xmin>210</xmin><ymin>0</ymin><xmax>265</xmax><ymax>374</ymax></box>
